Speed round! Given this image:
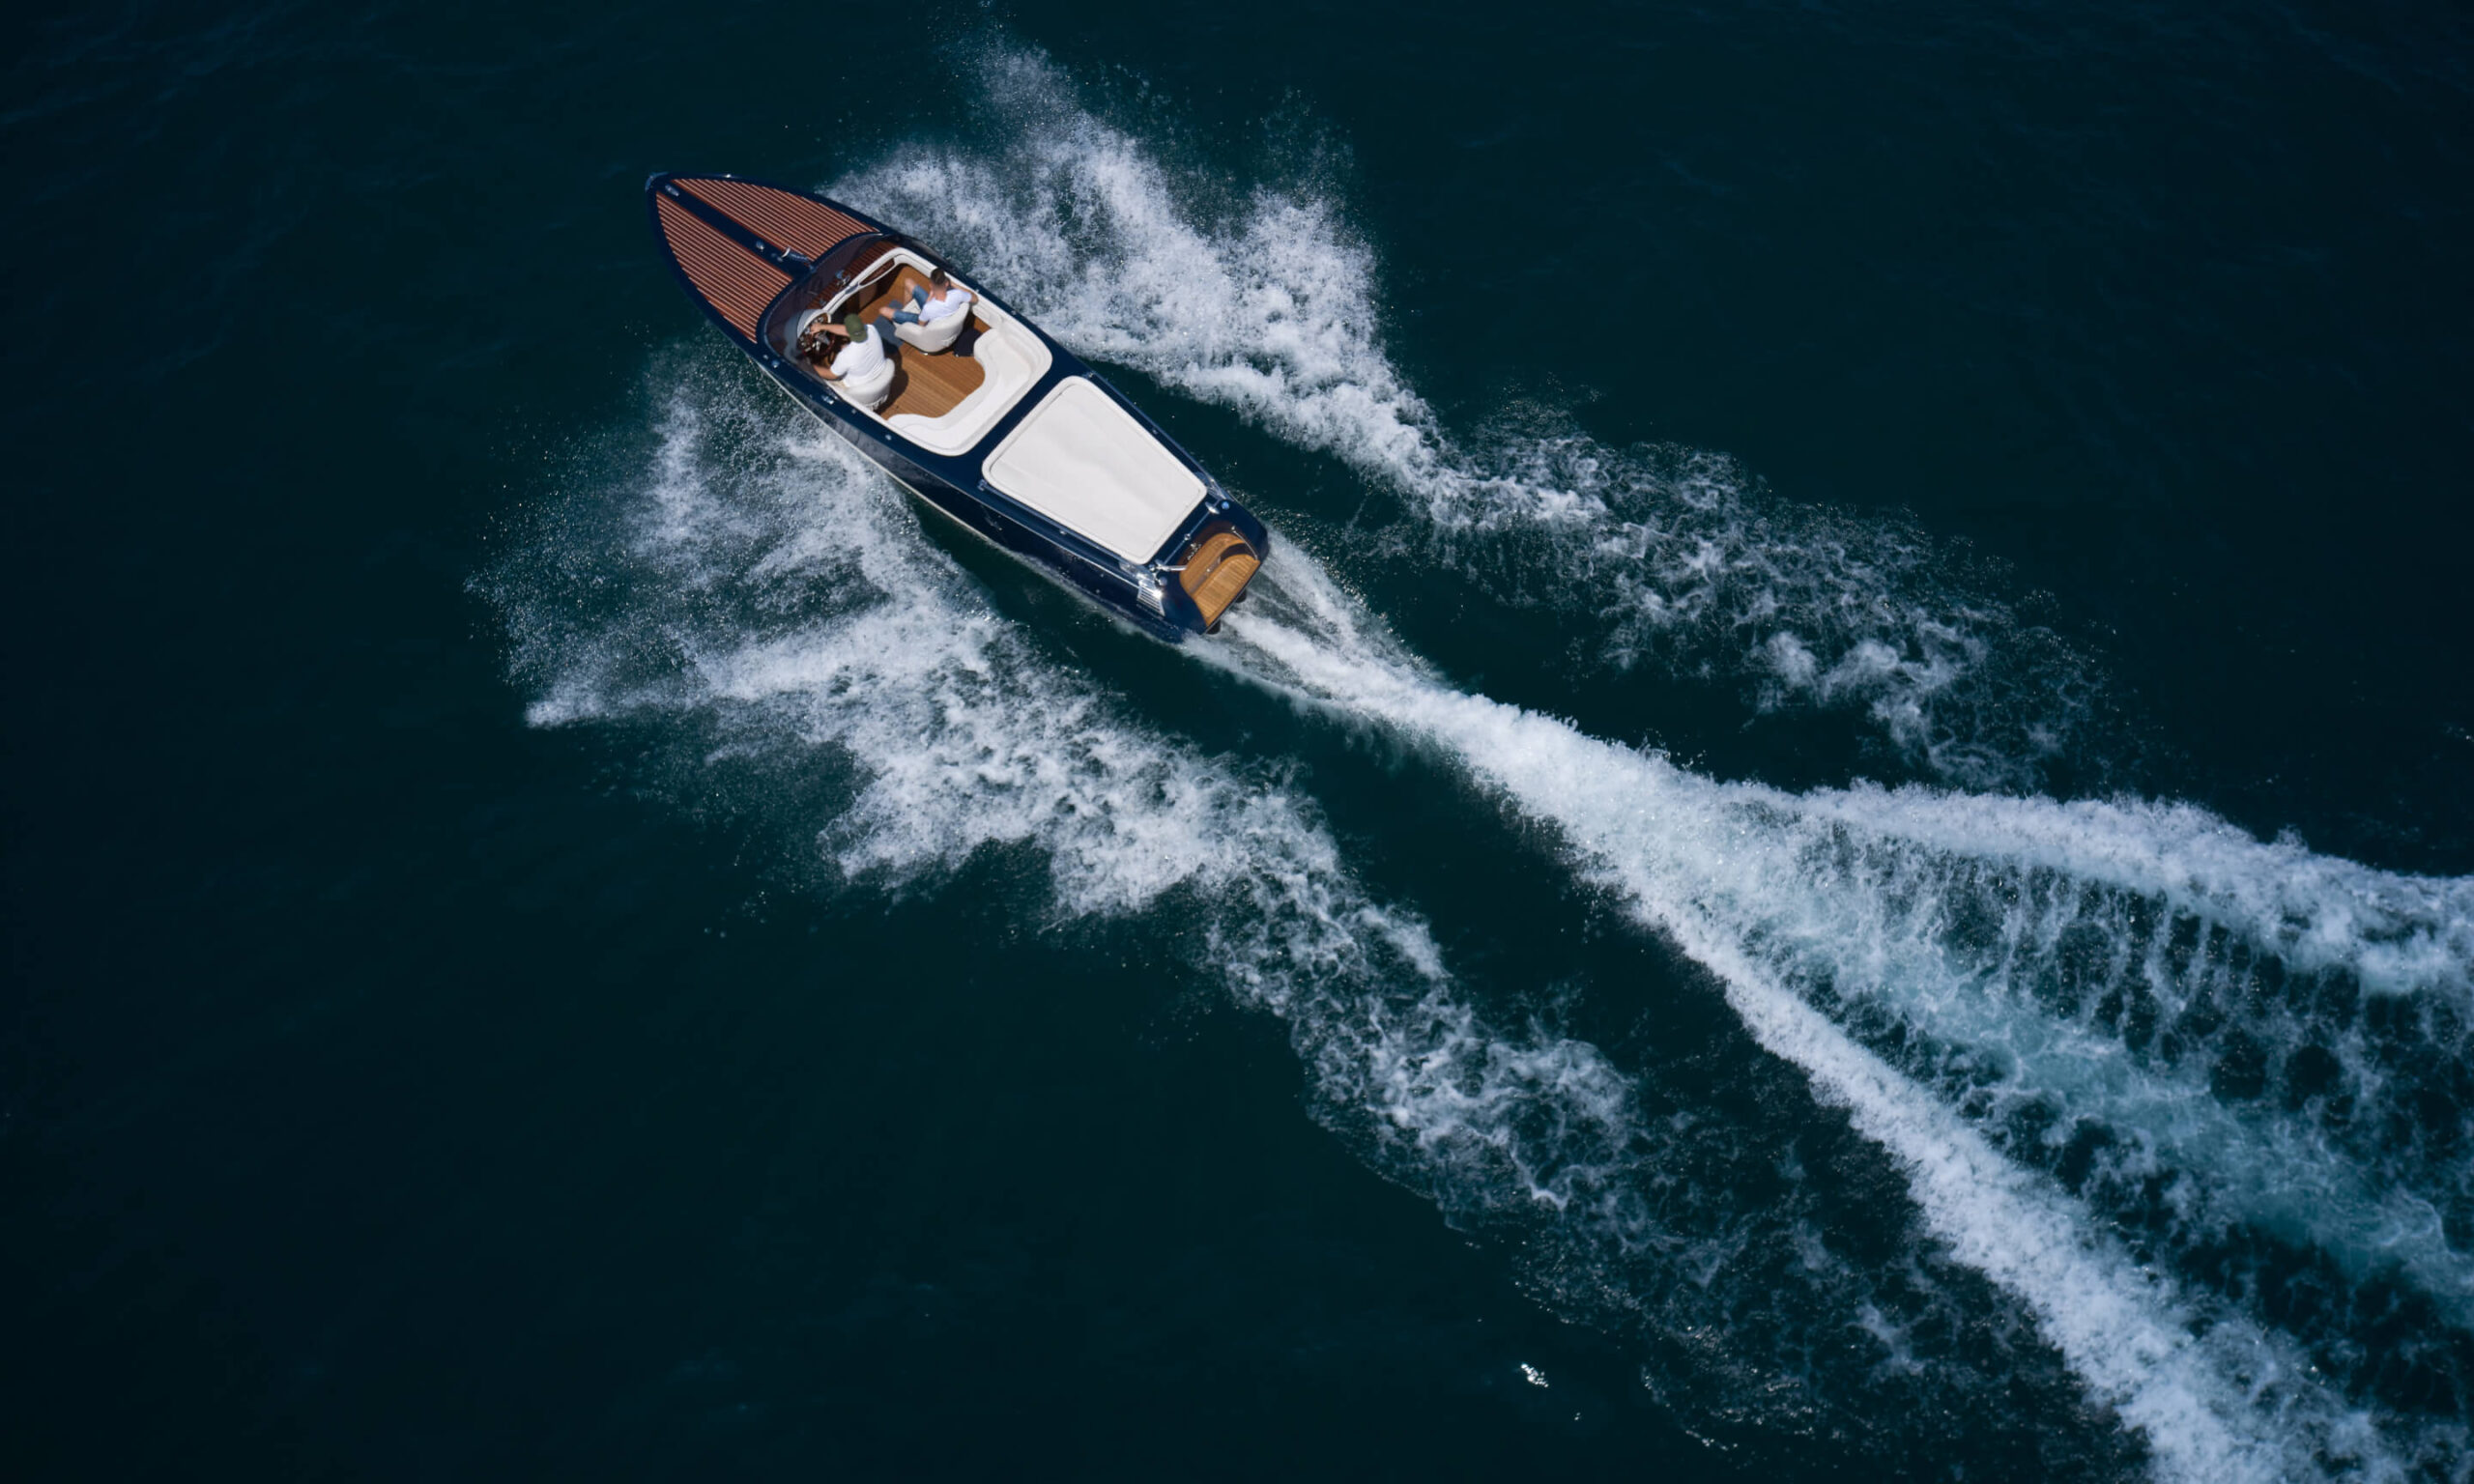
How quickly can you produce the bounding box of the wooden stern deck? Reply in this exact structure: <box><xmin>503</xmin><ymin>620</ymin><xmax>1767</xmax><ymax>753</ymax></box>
<box><xmin>1179</xmin><ymin>529</ymin><xmax>1260</xmax><ymax>626</ymax></box>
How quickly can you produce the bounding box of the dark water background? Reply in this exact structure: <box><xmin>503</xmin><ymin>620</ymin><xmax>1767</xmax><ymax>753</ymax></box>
<box><xmin>7</xmin><ymin>1</ymin><xmax>2473</xmax><ymax>1478</ymax></box>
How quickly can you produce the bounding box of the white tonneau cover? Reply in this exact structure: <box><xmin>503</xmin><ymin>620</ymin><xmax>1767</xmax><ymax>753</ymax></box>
<box><xmin>979</xmin><ymin>377</ymin><xmax>1204</xmax><ymax>563</ymax></box>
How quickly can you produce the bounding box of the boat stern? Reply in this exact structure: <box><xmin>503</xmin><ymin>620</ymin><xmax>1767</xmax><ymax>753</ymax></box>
<box><xmin>1158</xmin><ymin>512</ymin><xmax>1268</xmax><ymax>633</ymax></box>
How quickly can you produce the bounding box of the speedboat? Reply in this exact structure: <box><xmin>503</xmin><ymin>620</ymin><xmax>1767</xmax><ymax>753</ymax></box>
<box><xmin>646</xmin><ymin>172</ymin><xmax>1266</xmax><ymax>640</ymax></box>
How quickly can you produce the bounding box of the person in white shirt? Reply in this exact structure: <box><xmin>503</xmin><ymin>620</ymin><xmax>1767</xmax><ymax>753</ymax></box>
<box><xmin>887</xmin><ymin>268</ymin><xmax>973</xmax><ymax>337</ymax></box>
<box><xmin>801</xmin><ymin>311</ymin><xmax>894</xmax><ymax>384</ymax></box>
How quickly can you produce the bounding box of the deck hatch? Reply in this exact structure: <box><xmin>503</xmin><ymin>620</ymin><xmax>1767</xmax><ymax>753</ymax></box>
<box><xmin>654</xmin><ymin>194</ymin><xmax>791</xmax><ymax>338</ymax></box>
<box><xmin>980</xmin><ymin>378</ymin><xmax>1206</xmax><ymax>564</ymax></box>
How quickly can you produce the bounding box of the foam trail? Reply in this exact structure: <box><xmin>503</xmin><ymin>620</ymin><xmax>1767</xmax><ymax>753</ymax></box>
<box><xmin>1686</xmin><ymin>778</ymin><xmax>2474</xmax><ymax>1325</ymax></box>
<box><xmin>1779</xmin><ymin>783</ymin><xmax>2474</xmax><ymax>995</ymax></box>
<box><xmin>1579</xmin><ymin>766</ymin><xmax>2474</xmax><ymax>1318</ymax></box>
<box><xmin>493</xmin><ymin>367</ymin><xmax>1685</xmax><ymax>1229</ymax></box>
<box><xmin>493</xmin><ymin>364</ymin><xmax>2182</xmax><ymax>1471</ymax></box>
<box><xmin>830</xmin><ymin>39</ymin><xmax>2474</xmax><ymax>1384</ymax></box>
<box><xmin>1490</xmin><ymin>727</ymin><xmax>2474</xmax><ymax>1317</ymax></box>
<box><xmin>1215</xmin><ymin>558</ymin><xmax>2424</xmax><ymax>1482</ymax></box>
<box><xmin>832</xmin><ymin>46</ymin><xmax>2112</xmax><ymax>790</ymax></box>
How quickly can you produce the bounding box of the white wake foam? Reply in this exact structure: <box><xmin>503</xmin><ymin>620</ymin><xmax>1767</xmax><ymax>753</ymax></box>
<box><xmin>1712</xmin><ymin>771</ymin><xmax>2474</xmax><ymax>1327</ymax></box>
<box><xmin>489</xmin><ymin>359</ymin><xmax>2215</xmax><ymax>1473</ymax></box>
<box><xmin>486</xmin><ymin>48</ymin><xmax>2474</xmax><ymax>1476</ymax></box>
<box><xmin>1213</xmin><ymin>554</ymin><xmax>2461</xmax><ymax>1482</ymax></box>
<box><xmin>830</xmin><ymin>62</ymin><xmax>2474</xmax><ymax>1470</ymax></box>
<box><xmin>1779</xmin><ymin>782</ymin><xmax>2474</xmax><ymax>995</ymax></box>
<box><xmin>504</xmin><ymin>366</ymin><xmax>1675</xmax><ymax>1215</ymax></box>
<box><xmin>829</xmin><ymin>46</ymin><xmax>2112</xmax><ymax>790</ymax></box>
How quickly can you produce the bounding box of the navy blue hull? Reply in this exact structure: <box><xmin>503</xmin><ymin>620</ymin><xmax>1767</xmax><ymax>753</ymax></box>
<box><xmin>647</xmin><ymin>172</ymin><xmax>1267</xmax><ymax>642</ymax></box>
<box><xmin>758</xmin><ymin>359</ymin><xmax>1195</xmax><ymax>644</ymax></box>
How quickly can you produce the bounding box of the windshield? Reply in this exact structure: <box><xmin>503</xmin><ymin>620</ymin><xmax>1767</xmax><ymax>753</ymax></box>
<box><xmin>759</xmin><ymin>234</ymin><xmax>896</xmax><ymax>361</ymax></box>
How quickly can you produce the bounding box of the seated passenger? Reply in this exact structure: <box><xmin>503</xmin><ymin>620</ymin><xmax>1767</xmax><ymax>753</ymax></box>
<box><xmin>803</xmin><ymin>311</ymin><xmax>899</xmax><ymax>409</ymax></box>
<box><xmin>888</xmin><ymin>269</ymin><xmax>975</xmax><ymax>353</ymax></box>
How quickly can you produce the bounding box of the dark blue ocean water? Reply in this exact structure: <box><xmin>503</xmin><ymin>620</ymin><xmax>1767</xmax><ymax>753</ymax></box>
<box><xmin>7</xmin><ymin>2</ymin><xmax>2473</xmax><ymax>1478</ymax></box>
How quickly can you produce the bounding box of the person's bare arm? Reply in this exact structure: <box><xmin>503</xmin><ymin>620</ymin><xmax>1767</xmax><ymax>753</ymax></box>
<box><xmin>812</xmin><ymin>328</ymin><xmax>851</xmax><ymax>378</ymax></box>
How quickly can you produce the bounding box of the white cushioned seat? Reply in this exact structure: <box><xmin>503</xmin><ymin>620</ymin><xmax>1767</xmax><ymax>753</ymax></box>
<box><xmin>835</xmin><ymin>356</ymin><xmax>895</xmax><ymax>410</ymax></box>
<box><xmin>895</xmin><ymin>305</ymin><xmax>971</xmax><ymax>354</ymax></box>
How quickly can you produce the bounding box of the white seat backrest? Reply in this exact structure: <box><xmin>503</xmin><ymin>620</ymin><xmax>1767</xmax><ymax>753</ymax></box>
<box><xmin>896</xmin><ymin>306</ymin><xmax>970</xmax><ymax>354</ymax></box>
<box><xmin>836</xmin><ymin>357</ymin><xmax>896</xmax><ymax>410</ymax></box>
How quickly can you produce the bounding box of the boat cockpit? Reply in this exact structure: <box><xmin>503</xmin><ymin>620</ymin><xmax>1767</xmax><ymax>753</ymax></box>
<box><xmin>761</xmin><ymin>237</ymin><xmax>1053</xmax><ymax>456</ymax></box>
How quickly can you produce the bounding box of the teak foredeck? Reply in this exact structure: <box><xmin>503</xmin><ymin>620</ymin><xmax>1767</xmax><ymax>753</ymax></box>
<box><xmin>652</xmin><ymin>193</ymin><xmax>790</xmax><ymax>338</ymax></box>
<box><xmin>676</xmin><ymin>176</ymin><xmax>871</xmax><ymax>259</ymax></box>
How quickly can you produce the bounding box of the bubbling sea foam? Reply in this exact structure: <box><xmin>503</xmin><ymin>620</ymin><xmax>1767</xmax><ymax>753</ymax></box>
<box><xmin>824</xmin><ymin>61</ymin><xmax>2474</xmax><ymax>1470</ymax></box>
<box><xmin>827</xmin><ymin>47</ymin><xmax>2113</xmax><ymax>792</ymax></box>
<box><xmin>486</xmin><ymin>351</ymin><xmax>2474</xmax><ymax>1479</ymax></box>
<box><xmin>1210</xmin><ymin>554</ymin><xmax>2472</xmax><ymax>1480</ymax></box>
<box><xmin>488</xmin><ymin>49</ymin><xmax>2474</xmax><ymax>1475</ymax></box>
<box><xmin>497</xmin><ymin>362</ymin><xmax>1642</xmax><ymax>1223</ymax></box>
<box><xmin>486</xmin><ymin>361</ymin><xmax>2180</xmax><ymax>1473</ymax></box>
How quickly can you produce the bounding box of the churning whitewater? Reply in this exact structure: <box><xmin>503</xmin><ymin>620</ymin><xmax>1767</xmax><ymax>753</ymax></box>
<box><xmin>487</xmin><ymin>48</ymin><xmax>2474</xmax><ymax>1484</ymax></box>
<box><xmin>1214</xmin><ymin>558</ymin><xmax>2468</xmax><ymax>1482</ymax></box>
<box><xmin>828</xmin><ymin>48</ymin><xmax>2120</xmax><ymax>795</ymax></box>
<box><xmin>490</xmin><ymin>362</ymin><xmax>2161</xmax><ymax>1476</ymax></box>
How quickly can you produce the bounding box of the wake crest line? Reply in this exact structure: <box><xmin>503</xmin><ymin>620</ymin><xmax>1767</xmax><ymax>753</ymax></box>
<box><xmin>1210</xmin><ymin>556</ymin><xmax>2458</xmax><ymax>1484</ymax></box>
<box><xmin>822</xmin><ymin>60</ymin><xmax>2474</xmax><ymax>1470</ymax></box>
<box><xmin>829</xmin><ymin>43</ymin><xmax>2116</xmax><ymax>793</ymax></box>
<box><xmin>495</xmin><ymin>371</ymin><xmax>2140</xmax><ymax>1471</ymax></box>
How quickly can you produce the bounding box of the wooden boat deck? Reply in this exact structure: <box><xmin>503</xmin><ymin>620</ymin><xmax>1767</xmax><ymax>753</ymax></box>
<box><xmin>653</xmin><ymin>193</ymin><xmax>790</xmax><ymax>338</ymax></box>
<box><xmin>652</xmin><ymin>177</ymin><xmax>873</xmax><ymax>341</ymax></box>
<box><xmin>843</xmin><ymin>263</ymin><xmax>989</xmax><ymax>420</ymax></box>
<box><xmin>676</xmin><ymin>177</ymin><xmax>870</xmax><ymax>259</ymax></box>
<box><xmin>1179</xmin><ymin>529</ymin><xmax>1260</xmax><ymax>625</ymax></box>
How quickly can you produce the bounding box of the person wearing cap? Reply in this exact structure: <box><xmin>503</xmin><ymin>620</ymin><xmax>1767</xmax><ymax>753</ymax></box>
<box><xmin>806</xmin><ymin>309</ymin><xmax>896</xmax><ymax>385</ymax></box>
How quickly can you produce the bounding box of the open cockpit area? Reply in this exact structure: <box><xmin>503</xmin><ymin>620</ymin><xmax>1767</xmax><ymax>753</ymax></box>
<box><xmin>762</xmin><ymin>241</ymin><xmax>1053</xmax><ymax>456</ymax></box>
<box><xmin>834</xmin><ymin>259</ymin><xmax>988</xmax><ymax>419</ymax></box>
